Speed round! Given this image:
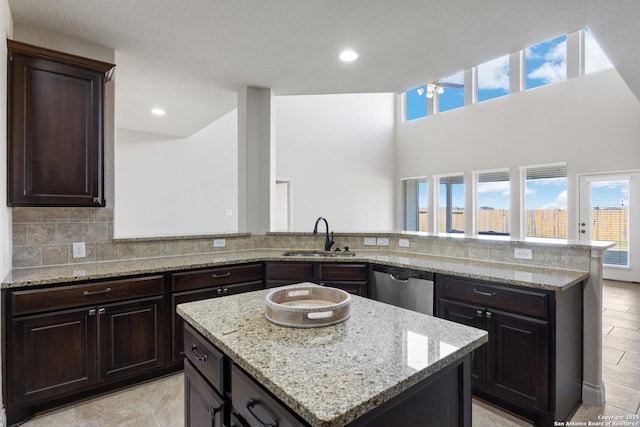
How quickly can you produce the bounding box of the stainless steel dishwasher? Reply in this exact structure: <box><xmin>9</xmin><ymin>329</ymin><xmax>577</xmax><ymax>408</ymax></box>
<box><xmin>372</xmin><ymin>265</ymin><xmax>434</xmax><ymax>315</ymax></box>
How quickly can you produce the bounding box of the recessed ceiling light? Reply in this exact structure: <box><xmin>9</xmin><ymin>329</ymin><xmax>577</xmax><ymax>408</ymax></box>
<box><xmin>151</xmin><ymin>108</ymin><xmax>166</xmax><ymax>116</ymax></box>
<box><xmin>339</xmin><ymin>50</ymin><xmax>359</xmax><ymax>62</ymax></box>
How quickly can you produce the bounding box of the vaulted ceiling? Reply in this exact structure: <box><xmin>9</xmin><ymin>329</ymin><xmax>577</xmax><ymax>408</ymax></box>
<box><xmin>8</xmin><ymin>0</ymin><xmax>640</xmax><ymax>137</ymax></box>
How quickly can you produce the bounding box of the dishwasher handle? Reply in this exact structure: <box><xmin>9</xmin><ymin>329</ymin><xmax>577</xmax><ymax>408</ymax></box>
<box><xmin>389</xmin><ymin>273</ymin><xmax>410</xmax><ymax>283</ymax></box>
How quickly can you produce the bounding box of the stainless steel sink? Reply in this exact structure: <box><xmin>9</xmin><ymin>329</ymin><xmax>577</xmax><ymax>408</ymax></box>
<box><xmin>282</xmin><ymin>250</ymin><xmax>356</xmax><ymax>258</ymax></box>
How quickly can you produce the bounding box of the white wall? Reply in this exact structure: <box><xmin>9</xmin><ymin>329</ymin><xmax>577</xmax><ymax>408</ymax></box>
<box><xmin>0</xmin><ymin>2</ymin><xmax>11</xmax><ymax>424</ymax></box>
<box><xmin>114</xmin><ymin>109</ymin><xmax>238</xmax><ymax>237</ymax></box>
<box><xmin>276</xmin><ymin>93</ymin><xmax>396</xmax><ymax>232</ymax></box>
<box><xmin>396</xmin><ymin>68</ymin><xmax>640</xmax><ymax>236</ymax></box>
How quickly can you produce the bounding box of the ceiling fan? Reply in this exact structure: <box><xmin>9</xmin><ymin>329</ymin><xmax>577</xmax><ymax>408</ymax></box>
<box><xmin>417</xmin><ymin>81</ymin><xmax>464</xmax><ymax>98</ymax></box>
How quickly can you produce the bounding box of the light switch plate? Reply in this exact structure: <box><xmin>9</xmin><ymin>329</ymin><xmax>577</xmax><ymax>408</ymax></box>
<box><xmin>364</xmin><ymin>237</ymin><xmax>377</xmax><ymax>246</ymax></box>
<box><xmin>213</xmin><ymin>239</ymin><xmax>226</xmax><ymax>248</ymax></box>
<box><xmin>514</xmin><ymin>248</ymin><xmax>533</xmax><ymax>260</ymax></box>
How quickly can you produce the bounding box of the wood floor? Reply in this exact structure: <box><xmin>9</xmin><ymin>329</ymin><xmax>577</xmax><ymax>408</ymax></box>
<box><xmin>19</xmin><ymin>280</ymin><xmax>640</xmax><ymax>427</ymax></box>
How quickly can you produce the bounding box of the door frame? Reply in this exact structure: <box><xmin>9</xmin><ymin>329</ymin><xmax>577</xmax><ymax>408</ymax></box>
<box><xmin>577</xmin><ymin>169</ymin><xmax>638</xmax><ymax>282</ymax></box>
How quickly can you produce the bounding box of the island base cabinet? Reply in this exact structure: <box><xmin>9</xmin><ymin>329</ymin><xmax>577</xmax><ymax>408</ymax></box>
<box><xmin>184</xmin><ymin>359</ymin><xmax>225</xmax><ymax>427</ymax></box>
<box><xmin>230</xmin><ymin>354</ymin><xmax>472</xmax><ymax>427</ymax></box>
<box><xmin>231</xmin><ymin>364</ymin><xmax>306</xmax><ymax>427</ymax></box>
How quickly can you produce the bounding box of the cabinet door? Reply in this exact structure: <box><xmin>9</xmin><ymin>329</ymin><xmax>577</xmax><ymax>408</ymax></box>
<box><xmin>264</xmin><ymin>262</ymin><xmax>314</xmax><ymax>288</ymax></box>
<box><xmin>231</xmin><ymin>364</ymin><xmax>306</xmax><ymax>427</ymax></box>
<box><xmin>486</xmin><ymin>309</ymin><xmax>550</xmax><ymax>411</ymax></box>
<box><xmin>173</xmin><ymin>281</ymin><xmax>262</xmax><ymax>362</ymax></box>
<box><xmin>437</xmin><ymin>298</ymin><xmax>487</xmax><ymax>389</ymax></box>
<box><xmin>184</xmin><ymin>359</ymin><xmax>225</xmax><ymax>427</ymax></box>
<box><xmin>11</xmin><ymin>307</ymin><xmax>97</xmax><ymax>405</ymax></box>
<box><xmin>98</xmin><ymin>296</ymin><xmax>166</xmax><ymax>381</ymax></box>
<box><xmin>8</xmin><ymin>51</ymin><xmax>106</xmax><ymax>207</ymax></box>
<box><xmin>173</xmin><ymin>288</ymin><xmax>222</xmax><ymax>361</ymax></box>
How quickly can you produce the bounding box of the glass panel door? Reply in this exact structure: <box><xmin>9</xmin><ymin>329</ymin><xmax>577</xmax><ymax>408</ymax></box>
<box><xmin>579</xmin><ymin>173</ymin><xmax>638</xmax><ymax>282</ymax></box>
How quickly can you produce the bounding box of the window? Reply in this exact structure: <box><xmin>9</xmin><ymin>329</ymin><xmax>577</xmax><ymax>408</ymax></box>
<box><xmin>437</xmin><ymin>71</ymin><xmax>464</xmax><ymax>113</ymax></box>
<box><xmin>476</xmin><ymin>169</ymin><xmax>510</xmax><ymax>235</ymax></box>
<box><xmin>525</xmin><ymin>35</ymin><xmax>567</xmax><ymax>90</ymax></box>
<box><xmin>590</xmin><ymin>179</ymin><xmax>629</xmax><ymax>267</ymax></box>
<box><xmin>478</xmin><ymin>55</ymin><xmax>510</xmax><ymax>102</ymax></box>
<box><xmin>405</xmin><ymin>85</ymin><xmax>427</xmax><ymax>121</ymax></box>
<box><xmin>584</xmin><ymin>27</ymin><xmax>613</xmax><ymax>74</ymax></box>
<box><xmin>403</xmin><ymin>178</ymin><xmax>428</xmax><ymax>231</ymax></box>
<box><xmin>522</xmin><ymin>164</ymin><xmax>567</xmax><ymax>239</ymax></box>
<box><xmin>438</xmin><ymin>175</ymin><xmax>464</xmax><ymax>233</ymax></box>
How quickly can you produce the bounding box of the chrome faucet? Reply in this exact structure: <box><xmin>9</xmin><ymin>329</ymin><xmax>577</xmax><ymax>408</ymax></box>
<box><xmin>313</xmin><ymin>217</ymin><xmax>335</xmax><ymax>251</ymax></box>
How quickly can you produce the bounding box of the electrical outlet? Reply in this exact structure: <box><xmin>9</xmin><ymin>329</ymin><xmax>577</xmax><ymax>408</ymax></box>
<box><xmin>514</xmin><ymin>248</ymin><xmax>533</xmax><ymax>260</ymax></box>
<box><xmin>377</xmin><ymin>237</ymin><xmax>389</xmax><ymax>246</ymax></box>
<box><xmin>398</xmin><ymin>238</ymin><xmax>410</xmax><ymax>248</ymax></box>
<box><xmin>213</xmin><ymin>239</ymin><xmax>226</xmax><ymax>248</ymax></box>
<box><xmin>72</xmin><ymin>242</ymin><xmax>86</xmax><ymax>258</ymax></box>
<box><xmin>364</xmin><ymin>237</ymin><xmax>377</xmax><ymax>246</ymax></box>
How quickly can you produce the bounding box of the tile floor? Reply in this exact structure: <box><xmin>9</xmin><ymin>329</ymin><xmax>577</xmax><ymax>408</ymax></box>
<box><xmin>19</xmin><ymin>280</ymin><xmax>640</xmax><ymax>427</ymax></box>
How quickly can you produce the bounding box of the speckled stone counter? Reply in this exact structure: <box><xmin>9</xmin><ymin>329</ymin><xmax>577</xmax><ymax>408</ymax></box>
<box><xmin>177</xmin><ymin>284</ymin><xmax>488</xmax><ymax>427</ymax></box>
<box><xmin>2</xmin><ymin>249</ymin><xmax>588</xmax><ymax>291</ymax></box>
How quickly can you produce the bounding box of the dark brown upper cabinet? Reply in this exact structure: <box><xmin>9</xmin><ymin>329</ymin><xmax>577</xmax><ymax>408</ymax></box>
<box><xmin>7</xmin><ymin>40</ymin><xmax>115</xmax><ymax>207</ymax></box>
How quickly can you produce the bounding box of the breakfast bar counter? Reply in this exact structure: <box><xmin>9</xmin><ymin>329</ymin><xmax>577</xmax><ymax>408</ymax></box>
<box><xmin>177</xmin><ymin>284</ymin><xmax>488</xmax><ymax>427</ymax></box>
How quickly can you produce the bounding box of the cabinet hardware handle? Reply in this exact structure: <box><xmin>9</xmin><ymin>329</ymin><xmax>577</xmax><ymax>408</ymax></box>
<box><xmin>190</xmin><ymin>344</ymin><xmax>208</xmax><ymax>362</ymax></box>
<box><xmin>89</xmin><ymin>309</ymin><xmax>96</xmax><ymax>316</ymax></box>
<box><xmin>476</xmin><ymin>310</ymin><xmax>483</xmax><ymax>317</ymax></box>
<box><xmin>223</xmin><ymin>288</ymin><xmax>229</xmax><ymax>295</ymax></box>
<box><xmin>83</xmin><ymin>287</ymin><xmax>112</xmax><ymax>296</ymax></box>
<box><xmin>486</xmin><ymin>311</ymin><xmax>493</xmax><ymax>319</ymax></box>
<box><xmin>212</xmin><ymin>272</ymin><xmax>231</xmax><ymax>279</ymax></box>
<box><xmin>98</xmin><ymin>308</ymin><xmax>106</xmax><ymax>315</ymax></box>
<box><xmin>246</xmin><ymin>399</ymin><xmax>278</xmax><ymax>427</ymax></box>
<box><xmin>473</xmin><ymin>289</ymin><xmax>495</xmax><ymax>297</ymax></box>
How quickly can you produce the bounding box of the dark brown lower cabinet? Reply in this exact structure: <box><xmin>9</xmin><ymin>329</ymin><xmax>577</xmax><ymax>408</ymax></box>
<box><xmin>436</xmin><ymin>275</ymin><xmax>582</xmax><ymax>427</ymax></box>
<box><xmin>184</xmin><ymin>322</ymin><xmax>473</xmax><ymax>427</ymax></box>
<box><xmin>5</xmin><ymin>275</ymin><xmax>169</xmax><ymax>426</ymax></box>
<box><xmin>10</xmin><ymin>295</ymin><xmax>166</xmax><ymax>407</ymax></box>
<box><xmin>184</xmin><ymin>359</ymin><xmax>225</xmax><ymax>427</ymax></box>
<box><xmin>171</xmin><ymin>264</ymin><xmax>263</xmax><ymax>363</ymax></box>
<box><xmin>11</xmin><ymin>306</ymin><xmax>97</xmax><ymax>406</ymax></box>
<box><xmin>264</xmin><ymin>262</ymin><xmax>369</xmax><ymax>296</ymax></box>
<box><xmin>99</xmin><ymin>296</ymin><xmax>166</xmax><ymax>381</ymax></box>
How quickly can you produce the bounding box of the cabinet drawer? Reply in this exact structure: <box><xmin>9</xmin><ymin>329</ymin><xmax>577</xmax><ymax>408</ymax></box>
<box><xmin>318</xmin><ymin>263</ymin><xmax>367</xmax><ymax>281</ymax></box>
<box><xmin>172</xmin><ymin>263</ymin><xmax>263</xmax><ymax>292</ymax></box>
<box><xmin>231</xmin><ymin>364</ymin><xmax>305</xmax><ymax>427</ymax></box>
<box><xmin>11</xmin><ymin>276</ymin><xmax>164</xmax><ymax>316</ymax></box>
<box><xmin>184</xmin><ymin>324</ymin><xmax>225</xmax><ymax>395</ymax></box>
<box><xmin>437</xmin><ymin>275</ymin><xmax>549</xmax><ymax>319</ymax></box>
<box><xmin>265</xmin><ymin>263</ymin><xmax>314</xmax><ymax>281</ymax></box>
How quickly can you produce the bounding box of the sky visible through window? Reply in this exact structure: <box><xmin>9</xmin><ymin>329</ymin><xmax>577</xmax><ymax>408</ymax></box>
<box><xmin>525</xmin><ymin>35</ymin><xmax>567</xmax><ymax>90</ymax></box>
<box><xmin>526</xmin><ymin>177</ymin><xmax>567</xmax><ymax>210</ymax></box>
<box><xmin>478</xmin><ymin>55</ymin><xmax>510</xmax><ymax>102</ymax></box>
<box><xmin>438</xmin><ymin>71</ymin><xmax>464</xmax><ymax>113</ymax></box>
<box><xmin>405</xmin><ymin>29</ymin><xmax>613</xmax><ymax>121</ymax></box>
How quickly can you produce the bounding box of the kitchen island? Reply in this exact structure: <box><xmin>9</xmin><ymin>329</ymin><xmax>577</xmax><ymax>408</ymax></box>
<box><xmin>177</xmin><ymin>283</ymin><xmax>488</xmax><ymax>427</ymax></box>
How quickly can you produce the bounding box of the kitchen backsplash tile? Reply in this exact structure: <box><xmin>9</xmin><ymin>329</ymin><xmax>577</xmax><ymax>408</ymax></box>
<box><xmin>9</xmin><ymin>207</ymin><xmax>592</xmax><ymax>271</ymax></box>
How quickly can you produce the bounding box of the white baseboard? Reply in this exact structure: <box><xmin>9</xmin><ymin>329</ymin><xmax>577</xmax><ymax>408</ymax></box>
<box><xmin>583</xmin><ymin>381</ymin><xmax>606</xmax><ymax>406</ymax></box>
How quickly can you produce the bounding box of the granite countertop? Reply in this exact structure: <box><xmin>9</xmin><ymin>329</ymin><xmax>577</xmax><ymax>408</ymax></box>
<box><xmin>177</xmin><ymin>284</ymin><xmax>488</xmax><ymax>427</ymax></box>
<box><xmin>1</xmin><ymin>249</ymin><xmax>588</xmax><ymax>291</ymax></box>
